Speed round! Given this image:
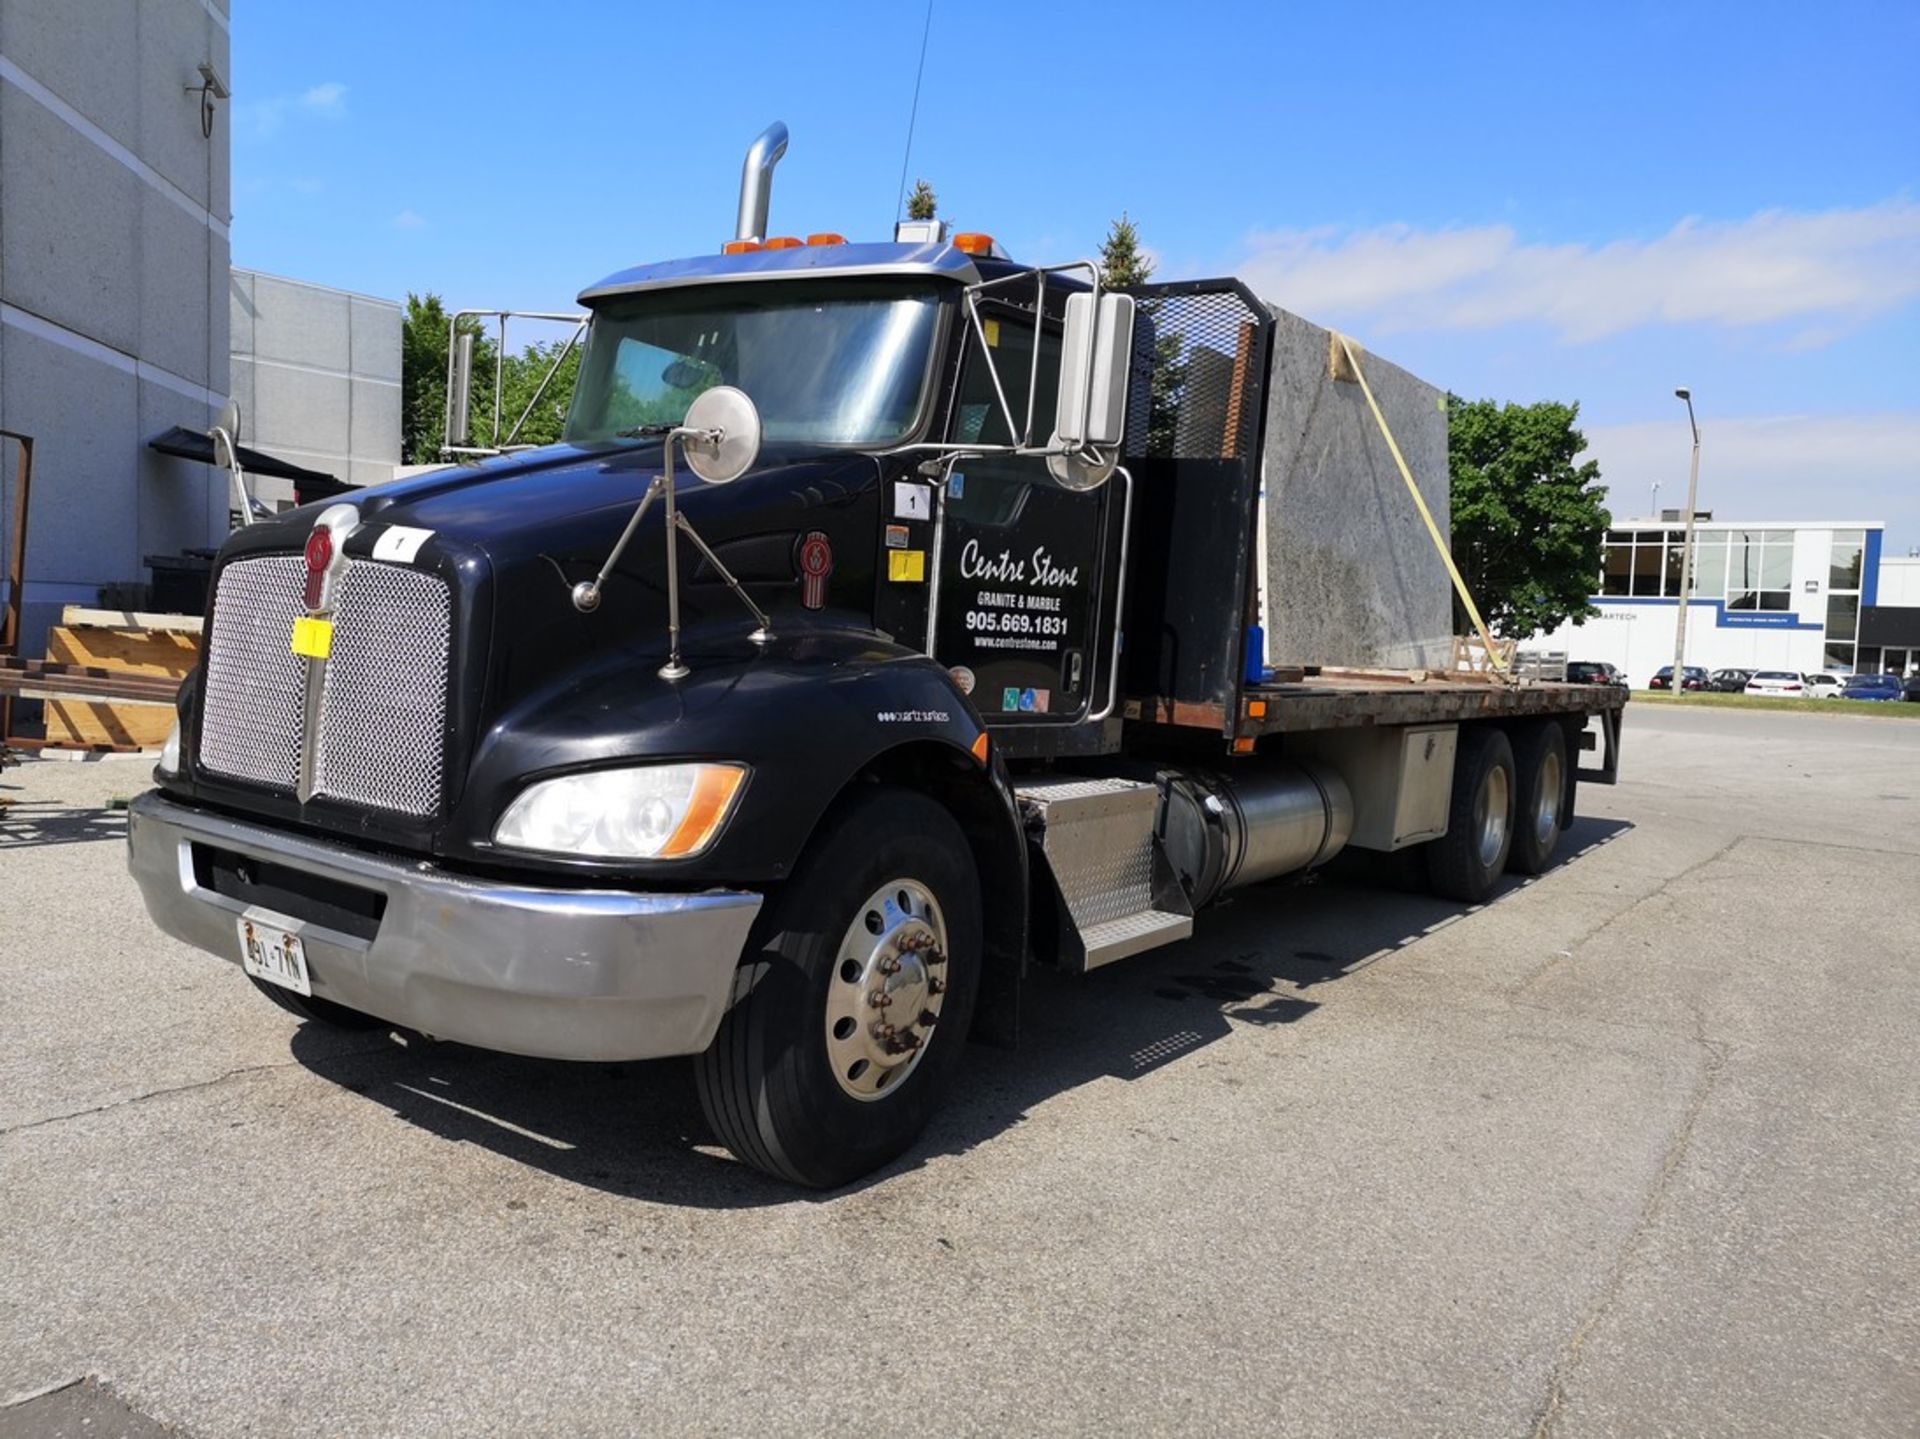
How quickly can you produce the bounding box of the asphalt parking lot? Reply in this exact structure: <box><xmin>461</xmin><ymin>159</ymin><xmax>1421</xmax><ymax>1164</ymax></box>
<box><xmin>3</xmin><ymin>704</ymin><xmax>1916</xmax><ymax>1437</ymax></box>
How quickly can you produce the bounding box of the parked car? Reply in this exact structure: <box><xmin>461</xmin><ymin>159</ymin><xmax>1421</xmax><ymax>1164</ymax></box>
<box><xmin>1745</xmin><ymin>671</ymin><xmax>1807</xmax><ymax>697</ymax></box>
<box><xmin>1649</xmin><ymin>665</ymin><xmax>1708</xmax><ymax>692</ymax></box>
<box><xmin>1905</xmin><ymin>673</ymin><xmax>1920</xmax><ymax>703</ymax></box>
<box><xmin>1707</xmin><ymin>668</ymin><xmax>1755</xmax><ymax>693</ymax></box>
<box><xmin>1840</xmin><ymin>673</ymin><xmax>1905</xmax><ymax>702</ymax></box>
<box><xmin>1805</xmin><ymin>672</ymin><xmax>1846</xmax><ymax>699</ymax></box>
<box><xmin>1568</xmin><ymin>660</ymin><xmax>1627</xmax><ymax>688</ymax></box>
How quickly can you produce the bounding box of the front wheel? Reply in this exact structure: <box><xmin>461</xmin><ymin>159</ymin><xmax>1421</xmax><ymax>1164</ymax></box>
<box><xmin>694</xmin><ymin>787</ymin><xmax>981</xmax><ymax>1188</ymax></box>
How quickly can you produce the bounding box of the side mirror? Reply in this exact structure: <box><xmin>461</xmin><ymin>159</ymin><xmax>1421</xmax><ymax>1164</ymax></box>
<box><xmin>209</xmin><ymin>398</ymin><xmax>241</xmax><ymax>470</ymax></box>
<box><xmin>447</xmin><ymin>331</ymin><xmax>474</xmax><ymax>446</ymax></box>
<box><xmin>1055</xmin><ymin>291</ymin><xmax>1136</xmax><ymax>451</ymax></box>
<box><xmin>679</xmin><ymin>385</ymin><xmax>761</xmax><ymax>484</ymax></box>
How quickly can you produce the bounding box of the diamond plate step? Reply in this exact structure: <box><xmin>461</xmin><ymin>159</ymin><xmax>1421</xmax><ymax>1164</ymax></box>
<box><xmin>1015</xmin><ymin>775</ymin><xmax>1192</xmax><ymax>970</ymax></box>
<box><xmin>1080</xmin><ymin>908</ymin><xmax>1194</xmax><ymax>967</ymax></box>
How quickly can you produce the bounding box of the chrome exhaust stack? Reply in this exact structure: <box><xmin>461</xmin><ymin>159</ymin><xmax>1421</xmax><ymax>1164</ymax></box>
<box><xmin>734</xmin><ymin>122</ymin><xmax>789</xmax><ymax>244</ymax></box>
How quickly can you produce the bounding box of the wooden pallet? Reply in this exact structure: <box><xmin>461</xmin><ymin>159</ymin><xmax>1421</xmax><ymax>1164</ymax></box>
<box><xmin>2</xmin><ymin>607</ymin><xmax>200</xmax><ymax>748</ymax></box>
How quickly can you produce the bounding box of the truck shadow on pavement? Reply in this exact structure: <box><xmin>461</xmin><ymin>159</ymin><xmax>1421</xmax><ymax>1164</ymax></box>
<box><xmin>287</xmin><ymin>814</ymin><xmax>1633</xmax><ymax>1209</ymax></box>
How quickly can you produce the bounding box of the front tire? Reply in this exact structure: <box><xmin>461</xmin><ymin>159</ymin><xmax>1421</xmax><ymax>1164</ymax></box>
<box><xmin>1425</xmin><ymin>725</ymin><xmax>1516</xmax><ymax>903</ymax></box>
<box><xmin>248</xmin><ymin>977</ymin><xmax>385</xmax><ymax>1029</ymax></box>
<box><xmin>695</xmin><ymin>787</ymin><xmax>981</xmax><ymax>1188</ymax></box>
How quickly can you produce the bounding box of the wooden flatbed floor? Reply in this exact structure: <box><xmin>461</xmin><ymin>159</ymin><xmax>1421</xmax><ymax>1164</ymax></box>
<box><xmin>1241</xmin><ymin>673</ymin><xmax>1629</xmax><ymax>735</ymax></box>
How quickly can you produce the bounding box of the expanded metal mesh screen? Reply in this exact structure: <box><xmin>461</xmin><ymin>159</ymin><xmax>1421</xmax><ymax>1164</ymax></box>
<box><xmin>198</xmin><ymin>554</ymin><xmax>451</xmax><ymax>817</ymax></box>
<box><xmin>199</xmin><ymin>556</ymin><xmax>307</xmax><ymax>791</ymax></box>
<box><xmin>1123</xmin><ymin>285</ymin><xmax>1268</xmax><ymax>461</ymax></box>
<box><xmin>315</xmin><ymin>561</ymin><xmax>451</xmax><ymax>816</ymax></box>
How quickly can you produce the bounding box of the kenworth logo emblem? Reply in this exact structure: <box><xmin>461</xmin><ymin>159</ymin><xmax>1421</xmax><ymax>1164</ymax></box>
<box><xmin>291</xmin><ymin>504</ymin><xmax>360</xmax><ymax>801</ymax></box>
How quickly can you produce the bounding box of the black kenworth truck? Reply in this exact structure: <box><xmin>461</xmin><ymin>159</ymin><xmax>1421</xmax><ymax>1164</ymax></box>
<box><xmin>130</xmin><ymin>126</ymin><xmax>1626</xmax><ymax>1186</ymax></box>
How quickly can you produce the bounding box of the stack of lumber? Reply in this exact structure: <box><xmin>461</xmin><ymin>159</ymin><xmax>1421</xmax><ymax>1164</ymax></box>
<box><xmin>28</xmin><ymin>607</ymin><xmax>199</xmax><ymax>748</ymax></box>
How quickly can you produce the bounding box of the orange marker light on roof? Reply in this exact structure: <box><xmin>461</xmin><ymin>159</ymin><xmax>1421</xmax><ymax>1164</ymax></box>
<box><xmin>721</xmin><ymin>239</ymin><xmax>762</xmax><ymax>254</ymax></box>
<box><xmin>762</xmin><ymin>235</ymin><xmax>803</xmax><ymax>250</ymax></box>
<box><xmin>951</xmin><ymin>232</ymin><xmax>996</xmax><ymax>256</ymax></box>
<box><xmin>806</xmin><ymin>232</ymin><xmax>847</xmax><ymax>247</ymax></box>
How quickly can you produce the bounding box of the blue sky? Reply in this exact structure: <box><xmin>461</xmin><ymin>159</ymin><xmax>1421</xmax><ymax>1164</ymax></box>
<box><xmin>232</xmin><ymin>1</ymin><xmax>1919</xmax><ymax>547</ymax></box>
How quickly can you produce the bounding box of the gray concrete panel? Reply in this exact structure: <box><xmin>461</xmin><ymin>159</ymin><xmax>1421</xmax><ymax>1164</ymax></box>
<box><xmin>0</xmin><ymin>326</ymin><xmax>139</xmax><ymax>593</ymax></box>
<box><xmin>132</xmin><ymin>0</ymin><xmax>218</xmax><ymax>209</ymax></box>
<box><xmin>206</xmin><ymin>13</ymin><xmax>230</xmax><ymax>225</ymax></box>
<box><xmin>0</xmin><ymin>82</ymin><xmax>140</xmax><ymax>354</ymax></box>
<box><xmin>251</xmin><ymin>273</ymin><xmax>350</xmax><ymax>371</ymax></box>
<box><xmin>1259</xmin><ymin>306</ymin><xmax>1453</xmax><ymax>670</ymax></box>
<box><xmin>349</xmin><ymin>297</ymin><xmax>401</xmax><ymax>382</ymax></box>
<box><xmin>227</xmin><ymin>268</ymin><xmax>254</xmax><ymax>357</ymax></box>
<box><xmin>137</xmin><ymin>185</ymin><xmax>212</xmax><ymax>387</ymax></box>
<box><xmin>134</xmin><ymin>378</ymin><xmax>216</xmax><ymax>566</ymax></box>
<box><xmin>252</xmin><ymin>361</ymin><xmax>349</xmax><ymax>456</ymax></box>
<box><xmin>349</xmin><ymin>458</ymin><xmax>396</xmax><ymax>489</ymax></box>
<box><xmin>349</xmin><ymin>378</ymin><xmax>401</xmax><ymax>465</ymax></box>
<box><xmin>0</xmin><ymin>0</ymin><xmax>140</xmax><ymax>152</ymax></box>
<box><xmin>206</xmin><ymin>229</ymin><xmax>230</xmax><ymax>394</ymax></box>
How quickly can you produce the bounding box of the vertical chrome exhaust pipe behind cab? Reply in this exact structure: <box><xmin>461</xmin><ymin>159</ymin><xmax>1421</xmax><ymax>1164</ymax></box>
<box><xmin>734</xmin><ymin>122</ymin><xmax>790</xmax><ymax>244</ymax></box>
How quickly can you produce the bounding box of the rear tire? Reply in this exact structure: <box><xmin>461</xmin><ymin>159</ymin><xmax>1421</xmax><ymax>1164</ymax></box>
<box><xmin>1425</xmin><ymin>725</ymin><xmax>1515</xmax><ymax>903</ymax></box>
<box><xmin>248</xmin><ymin>976</ymin><xmax>385</xmax><ymax>1029</ymax></box>
<box><xmin>695</xmin><ymin>787</ymin><xmax>981</xmax><ymax>1188</ymax></box>
<box><xmin>1506</xmin><ymin>721</ymin><xmax>1568</xmax><ymax>876</ymax></box>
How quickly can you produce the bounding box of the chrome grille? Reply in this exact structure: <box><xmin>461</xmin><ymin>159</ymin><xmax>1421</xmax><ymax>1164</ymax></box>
<box><xmin>314</xmin><ymin>562</ymin><xmax>451</xmax><ymax>815</ymax></box>
<box><xmin>198</xmin><ymin>553</ymin><xmax>453</xmax><ymax>818</ymax></box>
<box><xmin>199</xmin><ymin>555</ymin><xmax>306</xmax><ymax>790</ymax></box>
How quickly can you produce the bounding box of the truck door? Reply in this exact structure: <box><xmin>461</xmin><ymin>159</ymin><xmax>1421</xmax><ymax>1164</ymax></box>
<box><xmin>931</xmin><ymin>300</ymin><xmax>1118</xmax><ymax>726</ymax></box>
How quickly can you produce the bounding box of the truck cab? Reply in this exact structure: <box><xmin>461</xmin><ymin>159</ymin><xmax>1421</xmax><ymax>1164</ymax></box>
<box><xmin>129</xmin><ymin>126</ymin><xmax>1626</xmax><ymax>1187</ymax></box>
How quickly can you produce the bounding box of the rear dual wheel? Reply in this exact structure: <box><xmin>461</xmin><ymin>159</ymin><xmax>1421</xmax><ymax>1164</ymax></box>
<box><xmin>695</xmin><ymin>787</ymin><xmax>980</xmax><ymax>1189</ymax></box>
<box><xmin>1424</xmin><ymin>721</ymin><xmax>1570</xmax><ymax>903</ymax></box>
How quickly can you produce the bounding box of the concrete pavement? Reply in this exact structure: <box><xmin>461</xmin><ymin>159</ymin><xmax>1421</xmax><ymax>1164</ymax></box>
<box><xmin>2</xmin><ymin>706</ymin><xmax>1915</xmax><ymax>1436</ymax></box>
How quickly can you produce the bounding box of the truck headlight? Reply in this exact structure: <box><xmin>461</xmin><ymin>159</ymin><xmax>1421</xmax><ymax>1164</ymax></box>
<box><xmin>157</xmin><ymin>719</ymin><xmax>182</xmax><ymax>777</ymax></box>
<box><xmin>493</xmin><ymin>763</ymin><xmax>747</xmax><ymax>860</ymax></box>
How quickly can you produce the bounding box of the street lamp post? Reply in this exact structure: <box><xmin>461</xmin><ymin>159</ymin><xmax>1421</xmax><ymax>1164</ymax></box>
<box><xmin>1671</xmin><ymin>388</ymin><xmax>1701</xmax><ymax>696</ymax></box>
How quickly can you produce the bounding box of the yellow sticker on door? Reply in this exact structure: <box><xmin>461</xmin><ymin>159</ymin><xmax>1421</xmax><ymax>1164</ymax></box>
<box><xmin>289</xmin><ymin>615</ymin><xmax>334</xmax><ymax>659</ymax></box>
<box><xmin>887</xmin><ymin>549</ymin><xmax>926</xmax><ymax>583</ymax></box>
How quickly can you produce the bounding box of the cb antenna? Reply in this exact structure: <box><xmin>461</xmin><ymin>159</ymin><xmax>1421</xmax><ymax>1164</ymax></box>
<box><xmin>893</xmin><ymin>0</ymin><xmax>936</xmax><ymax>220</ymax></box>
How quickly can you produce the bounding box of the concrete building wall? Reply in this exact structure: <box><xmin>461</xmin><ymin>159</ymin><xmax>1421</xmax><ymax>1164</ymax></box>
<box><xmin>228</xmin><ymin>268</ymin><xmax>401</xmax><ymax>506</ymax></box>
<box><xmin>1878</xmin><ymin>557</ymin><xmax>1920</xmax><ymax>608</ymax></box>
<box><xmin>0</xmin><ymin>0</ymin><xmax>231</xmax><ymax>653</ymax></box>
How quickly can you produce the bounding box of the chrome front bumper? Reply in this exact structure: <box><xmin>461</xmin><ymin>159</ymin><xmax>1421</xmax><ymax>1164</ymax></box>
<box><xmin>125</xmin><ymin>791</ymin><xmax>763</xmax><ymax>1062</ymax></box>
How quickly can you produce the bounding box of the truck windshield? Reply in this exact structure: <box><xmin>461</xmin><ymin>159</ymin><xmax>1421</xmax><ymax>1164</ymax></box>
<box><xmin>564</xmin><ymin>280</ymin><xmax>942</xmax><ymax>447</ymax></box>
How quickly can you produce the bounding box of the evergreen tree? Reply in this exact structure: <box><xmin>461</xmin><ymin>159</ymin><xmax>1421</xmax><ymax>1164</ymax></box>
<box><xmin>906</xmin><ymin>179</ymin><xmax>937</xmax><ymax>221</ymax></box>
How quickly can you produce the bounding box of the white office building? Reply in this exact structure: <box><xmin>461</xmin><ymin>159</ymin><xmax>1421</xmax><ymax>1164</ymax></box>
<box><xmin>1533</xmin><ymin>518</ymin><xmax>1914</xmax><ymax>685</ymax></box>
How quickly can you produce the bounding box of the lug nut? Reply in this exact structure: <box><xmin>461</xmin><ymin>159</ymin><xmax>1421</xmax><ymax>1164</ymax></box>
<box><xmin>928</xmin><ymin>977</ymin><xmax>946</xmax><ymax>995</ymax></box>
<box><xmin>879</xmin><ymin>957</ymin><xmax>901</xmax><ymax>975</ymax></box>
<box><xmin>868</xmin><ymin>991</ymin><xmax>891</xmax><ymax>1008</ymax></box>
<box><xmin>919</xmin><ymin>1010</ymin><xmax>939</xmax><ymax>1027</ymax></box>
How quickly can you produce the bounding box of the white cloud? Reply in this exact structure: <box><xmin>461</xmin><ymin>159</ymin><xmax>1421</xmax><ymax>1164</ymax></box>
<box><xmin>391</xmin><ymin>209</ymin><xmax>426</xmax><ymax>230</ymax></box>
<box><xmin>1236</xmin><ymin>201</ymin><xmax>1920</xmax><ymax>345</ymax></box>
<box><xmin>237</xmin><ymin>81</ymin><xmax>348</xmax><ymax>139</ymax></box>
<box><xmin>1579</xmin><ymin>412</ymin><xmax>1920</xmax><ymax>545</ymax></box>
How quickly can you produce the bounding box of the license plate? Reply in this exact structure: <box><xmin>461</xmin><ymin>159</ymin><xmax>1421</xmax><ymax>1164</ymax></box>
<box><xmin>238</xmin><ymin>916</ymin><xmax>312</xmax><ymax>996</ymax></box>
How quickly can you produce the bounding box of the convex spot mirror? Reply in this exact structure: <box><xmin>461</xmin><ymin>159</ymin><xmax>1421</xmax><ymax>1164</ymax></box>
<box><xmin>680</xmin><ymin>385</ymin><xmax>761</xmax><ymax>484</ymax></box>
<box><xmin>1054</xmin><ymin>291</ymin><xmax>1136</xmax><ymax>456</ymax></box>
<box><xmin>209</xmin><ymin>398</ymin><xmax>242</xmax><ymax>470</ymax></box>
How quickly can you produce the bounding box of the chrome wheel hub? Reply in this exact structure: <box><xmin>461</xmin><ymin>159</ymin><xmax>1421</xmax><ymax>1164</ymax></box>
<box><xmin>1476</xmin><ymin>764</ymin><xmax>1511</xmax><ymax>870</ymax></box>
<box><xmin>825</xmin><ymin>879</ymin><xmax>948</xmax><ymax>1101</ymax></box>
<box><xmin>1533</xmin><ymin>750</ymin><xmax>1563</xmax><ymax>846</ymax></box>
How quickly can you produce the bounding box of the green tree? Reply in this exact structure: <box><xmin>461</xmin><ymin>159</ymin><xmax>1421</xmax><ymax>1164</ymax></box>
<box><xmin>906</xmin><ymin>178</ymin><xmax>937</xmax><ymax>222</ymax></box>
<box><xmin>1099</xmin><ymin>212</ymin><xmax>1183</xmax><ymax>452</ymax></box>
<box><xmin>1447</xmin><ymin>396</ymin><xmax>1611</xmax><ymax>638</ymax></box>
<box><xmin>1097</xmin><ymin>212</ymin><xmax>1153</xmax><ymax>290</ymax></box>
<box><xmin>400</xmin><ymin>293</ymin><xmax>581</xmax><ymax>463</ymax></box>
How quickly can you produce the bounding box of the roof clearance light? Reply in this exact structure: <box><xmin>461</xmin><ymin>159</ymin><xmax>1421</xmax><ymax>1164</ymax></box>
<box><xmin>806</xmin><ymin>232</ymin><xmax>847</xmax><ymax>247</ymax></box>
<box><xmin>762</xmin><ymin>235</ymin><xmax>803</xmax><ymax>250</ymax></box>
<box><xmin>721</xmin><ymin>239</ymin><xmax>762</xmax><ymax>255</ymax></box>
<box><xmin>952</xmin><ymin>232</ymin><xmax>996</xmax><ymax>256</ymax></box>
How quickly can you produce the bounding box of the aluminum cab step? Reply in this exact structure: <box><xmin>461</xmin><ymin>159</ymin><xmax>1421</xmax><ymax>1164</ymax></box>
<box><xmin>1015</xmin><ymin>776</ymin><xmax>1194</xmax><ymax>971</ymax></box>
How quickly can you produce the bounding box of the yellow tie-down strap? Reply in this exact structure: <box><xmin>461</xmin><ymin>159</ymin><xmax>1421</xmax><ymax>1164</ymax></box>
<box><xmin>290</xmin><ymin>615</ymin><xmax>334</xmax><ymax>660</ymax></box>
<box><xmin>1333</xmin><ymin>333</ymin><xmax>1509</xmax><ymax>678</ymax></box>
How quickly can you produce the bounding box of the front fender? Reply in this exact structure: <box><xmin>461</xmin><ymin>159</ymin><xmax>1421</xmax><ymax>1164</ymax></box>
<box><xmin>447</xmin><ymin>629</ymin><xmax>1010</xmax><ymax>886</ymax></box>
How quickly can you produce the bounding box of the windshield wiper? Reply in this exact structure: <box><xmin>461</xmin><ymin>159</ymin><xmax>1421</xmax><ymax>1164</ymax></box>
<box><xmin>614</xmin><ymin>423</ymin><xmax>677</xmax><ymax>440</ymax></box>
